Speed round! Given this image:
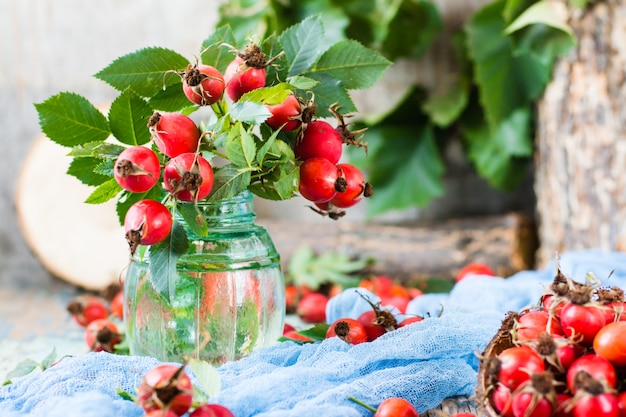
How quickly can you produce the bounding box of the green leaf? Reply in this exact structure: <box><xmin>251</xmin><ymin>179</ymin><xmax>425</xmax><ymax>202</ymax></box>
<box><xmin>256</xmin><ymin>125</ymin><xmax>282</xmax><ymax>164</ymax></box>
<box><xmin>381</xmin><ymin>0</ymin><xmax>442</xmax><ymax>59</ymax></box>
<box><xmin>307</xmin><ymin>73</ymin><xmax>357</xmax><ymax>118</ymax></box>
<box><xmin>365</xmin><ymin>124</ymin><xmax>445</xmax><ymax>216</ymax></box>
<box><xmin>463</xmin><ymin>107</ymin><xmax>533</xmax><ymax>190</ymax></box>
<box><xmin>94</xmin><ymin>158</ymin><xmax>115</xmax><ymax>177</ymax></box>
<box><xmin>422</xmin><ymin>78</ymin><xmax>469</xmax><ymax>128</ymax></box>
<box><xmin>298</xmin><ymin>323</ymin><xmax>331</xmax><ymax>341</ymax></box>
<box><xmin>84</xmin><ymin>178</ymin><xmax>122</xmax><ymax>204</ymax></box>
<box><xmin>238</xmin><ymin>84</ymin><xmax>292</xmax><ymax>105</ymax></box>
<box><xmin>249</xmin><ymin>162</ymin><xmax>299</xmax><ymax>200</ymax></box>
<box><xmin>95</xmin><ymin>47</ymin><xmax>189</xmax><ymax>97</ymax></box>
<box><xmin>67</xmin><ymin>157</ymin><xmax>111</xmax><ymax>186</ymax></box>
<box><xmin>187</xmin><ymin>359</ymin><xmax>221</xmax><ymax>398</ymax></box>
<box><xmin>286</xmin><ymin>75</ymin><xmax>320</xmax><ymax>90</ymax></box>
<box><xmin>177</xmin><ymin>203</ymin><xmax>208</xmax><ymax>238</ymax></box>
<box><xmin>229</xmin><ymin>101</ymin><xmax>272</xmax><ymax>125</ymax></box>
<box><xmin>568</xmin><ymin>0</ymin><xmax>591</xmax><ymax>7</ymax></box>
<box><xmin>35</xmin><ymin>92</ymin><xmax>110</xmax><ymax>147</ymax></box>
<box><xmin>226</xmin><ymin>124</ymin><xmax>257</xmax><ymax>168</ymax></box>
<box><xmin>465</xmin><ymin>0</ymin><xmax>552</xmax><ymax>127</ymax></box>
<box><xmin>505</xmin><ymin>1</ymin><xmax>574</xmax><ymax>39</ymax></box>
<box><xmin>208</xmin><ymin>165</ymin><xmax>251</xmax><ymax>201</ymax></box>
<box><xmin>148</xmin><ymin>220</ymin><xmax>190</xmax><ymax>300</ymax></box>
<box><xmin>278</xmin><ymin>15</ymin><xmax>328</xmax><ymax>76</ymax></box>
<box><xmin>308</xmin><ymin>39</ymin><xmax>392</xmax><ymax>90</ymax></box>
<box><xmin>148</xmin><ymin>83</ymin><xmax>197</xmax><ymax>113</ymax></box>
<box><xmin>200</xmin><ymin>25</ymin><xmax>238</xmax><ymax>73</ymax></box>
<box><xmin>3</xmin><ymin>359</ymin><xmax>39</xmax><ymax>384</ymax></box>
<box><xmin>40</xmin><ymin>347</ymin><xmax>58</xmax><ymax>370</ymax></box>
<box><xmin>108</xmin><ymin>88</ymin><xmax>154</xmax><ymax>146</ymax></box>
<box><xmin>503</xmin><ymin>0</ymin><xmax>536</xmax><ymax>23</ymax></box>
<box><xmin>70</xmin><ymin>141</ymin><xmax>125</xmax><ymax>159</ymax></box>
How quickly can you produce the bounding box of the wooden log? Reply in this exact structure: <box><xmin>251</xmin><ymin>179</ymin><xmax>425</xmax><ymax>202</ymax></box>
<box><xmin>259</xmin><ymin>212</ymin><xmax>538</xmax><ymax>283</ymax></box>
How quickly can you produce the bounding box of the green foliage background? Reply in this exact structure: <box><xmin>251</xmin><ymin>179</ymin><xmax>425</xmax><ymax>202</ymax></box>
<box><xmin>217</xmin><ymin>0</ymin><xmax>588</xmax><ymax>216</ymax></box>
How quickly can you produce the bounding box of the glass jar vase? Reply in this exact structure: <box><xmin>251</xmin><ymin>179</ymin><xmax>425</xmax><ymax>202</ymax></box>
<box><xmin>123</xmin><ymin>191</ymin><xmax>285</xmax><ymax>365</ymax></box>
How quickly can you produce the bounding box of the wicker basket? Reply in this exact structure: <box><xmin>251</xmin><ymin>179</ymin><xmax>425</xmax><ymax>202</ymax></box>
<box><xmin>476</xmin><ymin>311</ymin><xmax>518</xmax><ymax>417</ymax></box>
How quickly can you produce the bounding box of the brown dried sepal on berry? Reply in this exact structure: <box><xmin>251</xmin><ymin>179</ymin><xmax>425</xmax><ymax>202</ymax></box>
<box><xmin>308</xmin><ymin>204</ymin><xmax>346</xmax><ymax>221</ymax></box>
<box><xmin>235</xmin><ymin>42</ymin><xmax>284</xmax><ymax>69</ymax></box>
<box><xmin>356</xmin><ymin>290</ymin><xmax>398</xmax><ymax>331</ymax></box>
<box><xmin>329</xmin><ymin>103</ymin><xmax>368</xmax><ymax>154</ymax></box>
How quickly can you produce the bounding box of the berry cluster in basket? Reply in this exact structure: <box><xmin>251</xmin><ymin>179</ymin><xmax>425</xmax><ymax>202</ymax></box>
<box><xmin>479</xmin><ymin>270</ymin><xmax>626</xmax><ymax>417</ymax></box>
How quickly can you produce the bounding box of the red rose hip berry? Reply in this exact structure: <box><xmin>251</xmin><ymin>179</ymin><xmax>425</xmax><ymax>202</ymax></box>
<box><xmin>330</xmin><ymin>163</ymin><xmax>373</xmax><ymax>208</ymax></box>
<box><xmin>182</xmin><ymin>63</ymin><xmax>225</xmax><ymax>106</ymax></box>
<box><xmin>298</xmin><ymin>157</ymin><xmax>345</xmax><ymax>203</ymax></box>
<box><xmin>66</xmin><ymin>295</ymin><xmax>110</xmax><ymax>327</ymax></box>
<box><xmin>294</xmin><ymin>120</ymin><xmax>343</xmax><ymax>164</ymax></box>
<box><xmin>148</xmin><ymin>112</ymin><xmax>201</xmax><ymax>158</ymax></box>
<box><xmin>84</xmin><ymin>318</ymin><xmax>121</xmax><ymax>352</ymax></box>
<box><xmin>124</xmin><ymin>199</ymin><xmax>173</xmax><ymax>254</ymax></box>
<box><xmin>136</xmin><ymin>364</ymin><xmax>193</xmax><ymax>416</ymax></box>
<box><xmin>326</xmin><ymin>318</ymin><xmax>368</xmax><ymax>345</ymax></box>
<box><xmin>163</xmin><ymin>152</ymin><xmax>214</xmax><ymax>202</ymax></box>
<box><xmin>265</xmin><ymin>93</ymin><xmax>302</xmax><ymax>132</ymax></box>
<box><xmin>114</xmin><ymin>146</ymin><xmax>161</xmax><ymax>193</ymax></box>
<box><xmin>224</xmin><ymin>56</ymin><xmax>266</xmax><ymax>102</ymax></box>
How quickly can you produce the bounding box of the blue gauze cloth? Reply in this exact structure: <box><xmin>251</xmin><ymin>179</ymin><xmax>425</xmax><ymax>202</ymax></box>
<box><xmin>2</xmin><ymin>249</ymin><xmax>626</xmax><ymax>417</ymax></box>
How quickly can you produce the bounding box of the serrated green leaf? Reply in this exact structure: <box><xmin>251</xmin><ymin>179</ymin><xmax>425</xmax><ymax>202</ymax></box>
<box><xmin>177</xmin><ymin>203</ymin><xmax>208</xmax><ymax>237</ymax></box>
<box><xmin>505</xmin><ymin>1</ymin><xmax>574</xmax><ymax>38</ymax></box>
<box><xmin>462</xmin><ymin>107</ymin><xmax>533</xmax><ymax>190</ymax></box>
<box><xmin>226</xmin><ymin>124</ymin><xmax>257</xmax><ymax>168</ymax></box>
<box><xmin>207</xmin><ymin>165</ymin><xmax>251</xmax><ymax>202</ymax></box>
<box><xmin>239</xmin><ymin>84</ymin><xmax>292</xmax><ymax>105</ymax></box>
<box><xmin>307</xmin><ymin>73</ymin><xmax>356</xmax><ymax>118</ymax></box>
<box><xmin>286</xmin><ymin>75</ymin><xmax>320</xmax><ymax>90</ymax></box>
<box><xmin>187</xmin><ymin>358</ymin><xmax>221</xmax><ymax>398</ymax></box>
<box><xmin>70</xmin><ymin>141</ymin><xmax>126</xmax><ymax>158</ymax></box>
<box><xmin>256</xmin><ymin>125</ymin><xmax>282</xmax><ymax>165</ymax></box>
<box><xmin>249</xmin><ymin>163</ymin><xmax>299</xmax><ymax>200</ymax></box>
<box><xmin>108</xmin><ymin>88</ymin><xmax>154</xmax><ymax>146</ymax></box>
<box><xmin>279</xmin><ymin>15</ymin><xmax>328</xmax><ymax>76</ymax></box>
<box><xmin>381</xmin><ymin>0</ymin><xmax>442</xmax><ymax>60</ymax></box>
<box><xmin>148</xmin><ymin>220</ymin><xmax>189</xmax><ymax>300</ymax></box>
<box><xmin>229</xmin><ymin>101</ymin><xmax>271</xmax><ymax>125</ymax></box>
<box><xmin>40</xmin><ymin>347</ymin><xmax>58</xmax><ymax>370</ymax></box>
<box><xmin>3</xmin><ymin>359</ymin><xmax>39</xmax><ymax>383</ymax></box>
<box><xmin>200</xmin><ymin>25</ymin><xmax>238</xmax><ymax>73</ymax></box>
<box><xmin>84</xmin><ymin>178</ymin><xmax>122</xmax><ymax>204</ymax></box>
<box><xmin>148</xmin><ymin>83</ymin><xmax>198</xmax><ymax>112</ymax></box>
<box><xmin>95</xmin><ymin>47</ymin><xmax>189</xmax><ymax>97</ymax></box>
<box><xmin>35</xmin><ymin>92</ymin><xmax>110</xmax><ymax>147</ymax></box>
<box><xmin>308</xmin><ymin>39</ymin><xmax>391</xmax><ymax>90</ymax></box>
<box><xmin>67</xmin><ymin>157</ymin><xmax>111</xmax><ymax>186</ymax></box>
<box><xmin>465</xmin><ymin>0</ymin><xmax>552</xmax><ymax>127</ymax></box>
<box><xmin>422</xmin><ymin>78</ymin><xmax>469</xmax><ymax>128</ymax></box>
<box><xmin>94</xmin><ymin>158</ymin><xmax>115</xmax><ymax>177</ymax></box>
<box><xmin>298</xmin><ymin>323</ymin><xmax>330</xmax><ymax>341</ymax></box>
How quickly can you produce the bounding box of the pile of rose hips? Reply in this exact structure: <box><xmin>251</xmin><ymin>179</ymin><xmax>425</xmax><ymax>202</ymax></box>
<box><xmin>135</xmin><ymin>363</ymin><xmax>234</xmax><ymax>417</ymax></box>
<box><xmin>66</xmin><ymin>284</ymin><xmax>124</xmax><ymax>353</ymax></box>
<box><xmin>289</xmin><ymin>274</ymin><xmax>424</xmax><ymax>325</ymax></box>
<box><xmin>480</xmin><ymin>269</ymin><xmax>626</xmax><ymax>417</ymax></box>
<box><xmin>115</xmin><ymin>42</ymin><xmax>374</xmax><ymax>254</ymax></box>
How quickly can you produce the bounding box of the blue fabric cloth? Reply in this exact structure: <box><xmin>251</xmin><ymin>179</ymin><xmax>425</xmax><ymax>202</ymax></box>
<box><xmin>2</xmin><ymin>249</ymin><xmax>626</xmax><ymax>417</ymax></box>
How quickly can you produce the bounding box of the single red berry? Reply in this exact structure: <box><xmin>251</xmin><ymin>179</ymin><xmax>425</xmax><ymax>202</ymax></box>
<box><xmin>163</xmin><ymin>152</ymin><xmax>214</xmax><ymax>202</ymax></box>
<box><xmin>110</xmin><ymin>290</ymin><xmax>124</xmax><ymax>320</ymax></box>
<box><xmin>148</xmin><ymin>112</ymin><xmax>201</xmax><ymax>158</ymax></box>
<box><xmin>374</xmin><ymin>398</ymin><xmax>419</xmax><ymax>417</ymax></box>
<box><xmin>294</xmin><ymin>120</ymin><xmax>343</xmax><ymax>164</ymax></box>
<box><xmin>298</xmin><ymin>157</ymin><xmax>343</xmax><ymax>203</ymax></box>
<box><xmin>182</xmin><ymin>63</ymin><xmax>225</xmax><ymax>106</ymax></box>
<box><xmin>296</xmin><ymin>292</ymin><xmax>329</xmax><ymax>323</ymax></box>
<box><xmin>283</xmin><ymin>330</ymin><xmax>314</xmax><ymax>343</ymax></box>
<box><xmin>398</xmin><ymin>316</ymin><xmax>424</xmax><ymax>328</ymax></box>
<box><xmin>66</xmin><ymin>295</ymin><xmax>110</xmax><ymax>327</ymax></box>
<box><xmin>189</xmin><ymin>403</ymin><xmax>236</xmax><ymax>417</ymax></box>
<box><xmin>136</xmin><ymin>364</ymin><xmax>193</xmax><ymax>416</ymax></box>
<box><xmin>326</xmin><ymin>318</ymin><xmax>368</xmax><ymax>345</ymax></box>
<box><xmin>330</xmin><ymin>163</ymin><xmax>371</xmax><ymax>208</ymax></box>
<box><xmin>124</xmin><ymin>199</ymin><xmax>173</xmax><ymax>254</ymax></box>
<box><xmin>224</xmin><ymin>56</ymin><xmax>266</xmax><ymax>102</ymax></box>
<box><xmin>356</xmin><ymin>310</ymin><xmax>387</xmax><ymax>342</ymax></box>
<box><xmin>456</xmin><ymin>262</ymin><xmax>496</xmax><ymax>282</ymax></box>
<box><xmin>84</xmin><ymin>318</ymin><xmax>121</xmax><ymax>352</ymax></box>
<box><xmin>113</xmin><ymin>146</ymin><xmax>161</xmax><ymax>193</ymax></box>
<box><xmin>265</xmin><ymin>93</ymin><xmax>302</xmax><ymax>132</ymax></box>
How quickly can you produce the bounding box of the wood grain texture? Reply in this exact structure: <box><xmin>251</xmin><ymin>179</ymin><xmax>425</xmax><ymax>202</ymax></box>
<box><xmin>535</xmin><ymin>0</ymin><xmax>626</xmax><ymax>265</ymax></box>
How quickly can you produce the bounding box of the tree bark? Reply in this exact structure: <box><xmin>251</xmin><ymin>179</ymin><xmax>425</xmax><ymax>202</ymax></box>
<box><xmin>535</xmin><ymin>0</ymin><xmax>626</xmax><ymax>266</ymax></box>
